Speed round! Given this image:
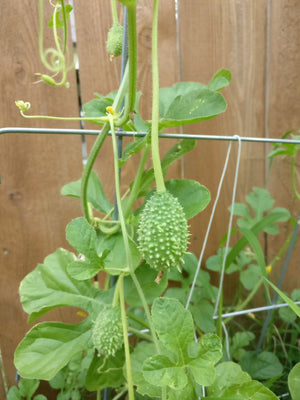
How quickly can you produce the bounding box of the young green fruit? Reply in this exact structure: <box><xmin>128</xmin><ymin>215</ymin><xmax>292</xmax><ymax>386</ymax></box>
<box><xmin>92</xmin><ymin>306</ymin><xmax>123</xmax><ymax>357</ymax></box>
<box><xmin>137</xmin><ymin>191</ymin><xmax>189</xmax><ymax>272</ymax></box>
<box><xmin>106</xmin><ymin>23</ymin><xmax>123</xmax><ymax>58</ymax></box>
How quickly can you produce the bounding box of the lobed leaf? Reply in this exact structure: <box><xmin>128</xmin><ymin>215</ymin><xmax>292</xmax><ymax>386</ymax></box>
<box><xmin>19</xmin><ymin>248</ymin><xmax>113</xmax><ymax>322</ymax></box>
<box><xmin>14</xmin><ymin>320</ymin><xmax>92</xmax><ymax>380</ymax></box>
<box><xmin>85</xmin><ymin>349</ymin><xmax>125</xmax><ymax>391</ymax></box>
<box><xmin>151</xmin><ymin>297</ymin><xmax>194</xmax><ymax>361</ymax></box>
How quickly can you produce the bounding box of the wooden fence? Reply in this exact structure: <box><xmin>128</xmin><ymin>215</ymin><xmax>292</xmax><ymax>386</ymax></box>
<box><xmin>1</xmin><ymin>0</ymin><xmax>300</xmax><ymax>397</ymax></box>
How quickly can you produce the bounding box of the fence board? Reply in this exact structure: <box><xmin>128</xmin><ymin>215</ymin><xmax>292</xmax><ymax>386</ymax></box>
<box><xmin>178</xmin><ymin>0</ymin><xmax>268</xmax><ymax>298</ymax></box>
<box><xmin>0</xmin><ymin>0</ymin><xmax>83</xmax><ymax>393</ymax></box>
<box><xmin>267</xmin><ymin>0</ymin><xmax>300</xmax><ymax>291</ymax></box>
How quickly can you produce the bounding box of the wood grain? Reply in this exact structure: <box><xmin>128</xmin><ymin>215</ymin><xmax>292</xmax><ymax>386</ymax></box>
<box><xmin>178</xmin><ymin>0</ymin><xmax>268</xmax><ymax>299</ymax></box>
<box><xmin>0</xmin><ymin>0</ymin><xmax>83</xmax><ymax>392</ymax></box>
<box><xmin>267</xmin><ymin>0</ymin><xmax>300</xmax><ymax>292</ymax></box>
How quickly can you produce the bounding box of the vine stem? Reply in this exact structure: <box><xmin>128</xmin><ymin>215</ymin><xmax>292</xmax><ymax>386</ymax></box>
<box><xmin>124</xmin><ymin>142</ymin><xmax>151</xmax><ymax>217</ymax></box>
<box><xmin>19</xmin><ymin>112</ymin><xmax>109</xmax><ymax>122</ymax></box>
<box><xmin>115</xmin><ymin>3</ymin><xmax>137</xmax><ymax>127</ymax></box>
<box><xmin>119</xmin><ymin>273</ymin><xmax>134</xmax><ymax>400</ymax></box>
<box><xmin>151</xmin><ymin>0</ymin><xmax>165</xmax><ymax>193</ymax></box>
<box><xmin>110</xmin><ymin>115</ymin><xmax>161</xmax><ymax>358</ymax></box>
<box><xmin>81</xmin><ymin>62</ymin><xmax>129</xmax><ymax>221</ymax></box>
<box><xmin>110</xmin><ymin>115</ymin><xmax>136</xmax><ymax>398</ymax></box>
<box><xmin>291</xmin><ymin>156</ymin><xmax>300</xmax><ymax>201</ymax></box>
<box><xmin>60</xmin><ymin>0</ymin><xmax>68</xmax><ymax>53</ymax></box>
<box><xmin>110</xmin><ymin>0</ymin><xmax>119</xmax><ymax>25</ymax></box>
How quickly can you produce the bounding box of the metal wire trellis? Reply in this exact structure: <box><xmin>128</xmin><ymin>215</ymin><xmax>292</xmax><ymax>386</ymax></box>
<box><xmin>1</xmin><ymin>127</ymin><xmax>299</xmax><ymax>400</ymax></box>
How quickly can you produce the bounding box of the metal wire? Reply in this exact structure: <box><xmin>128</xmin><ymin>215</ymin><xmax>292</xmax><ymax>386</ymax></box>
<box><xmin>1</xmin><ymin>127</ymin><xmax>300</xmax><ymax>145</ymax></box>
<box><xmin>186</xmin><ymin>141</ymin><xmax>233</xmax><ymax>310</ymax></box>
<box><xmin>213</xmin><ymin>301</ymin><xmax>300</xmax><ymax>319</ymax></box>
<box><xmin>213</xmin><ymin>135</ymin><xmax>242</xmax><ymax>316</ymax></box>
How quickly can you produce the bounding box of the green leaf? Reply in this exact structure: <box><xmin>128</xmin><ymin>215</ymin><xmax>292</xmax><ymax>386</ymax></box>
<box><xmin>230</xmin><ymin>188</ymin><xmax>290</xmax><ymax>235</ymax></box>
<box><xmin>191</xmin><ymin>299</ymin><xmax>215</xmax><ymax>333</ymax></box>
<box><xmin>85</xmin><ymin>349</ymin><xmax>125</xmax><ymax>391</ymax></box>
<box><xmin>264</xmin><ymin>278</ymin><xmax>300</xmax><ymax>318</ymax></box>
<box><xmin>66</xmin><ymin>217</ymin><xmax>97</xmax><ymax>257</ymax></box>
<box><xmin>14</xmin><ymin>320</ymin><xmax>92</xmax><ymax>380</ymax></box>
<box><xmin>119</xmin><ymin>136</ymin><xmax>149</xmax><ymax>167</ymax></box>
<box><xmin>123</xmin><ymin>261</ymin><xmax>168</xmax><ymax>307</ymax></box>
<box><xmin>226</xmin><ymin>210</ymin><xmax>290</xmax><ymax>269</ymax></box>
<box><xmin>207</xmin><ymin>362</ymin><xmax>279</xmax><ymax>399</ymax></box>
<box><xmin>158</xmin><ymin>82</ymin><xmax>227</xmax><ymax>129</ymax></box>
<box><xmin>288</xmin><ymin>362</ymin><xmax>300</xmax><ymax>400</ymax></box>
<box><xmin>33</xmin><ymin>395</ymin><xmax>48</xmax><ymax>400</ymax></box>
<box><xmin>48</xmin><ymin>4</ymin><xmax>73</xmax><ymax>29</ymax></box>
<box><xmin>207</xmin><ymin>361</ymin><xmax>251</xmax><ymax>396</ymax></box>
<box><xmin>61</xmin><ymin>170</ymin><xmax>112</xmax><ymax>215</ymax></box>
<box><xmin>165</xmin><ymin>179</ymin><xmax>210</xmax><ymax>219</ymax></box>
<box><xmin>7</xmin><ymin>387</ymin><xmax>21</xmax><ymax>400</ymax></box>
<box><xmin>208</xmin><ymin>69</ymin><xmax>232</xmax><ymax>91</ymax></box>
<box><xmin>99</xmin><ymin>234</ymin><xmax>141</xmax><ymax>275</ymax></box>
<box><xmin>19</xmin><ymin>248</ymin><xmax>112</xmax><ymax>322</ymax></box>
<box><xmin>143</xmin><ymin>354</ymin><xmax>188</xmax><ymax>390</ymax></box>
<box><xmin>206</xmin><ymin>248</ymin><xmax>252</xmax><ymax>274</ymax></box>
<box><xmin>167</xmin><ymin>377</ymin><xmax>197</xmax><ymax>400</ymax></box>
<box><xmin>188</xmin><ymin>334</ymin><xmax>223</xmax><ymax>386</ymax></box>
<box><xmin>151</xmin><ymin>297</ymin><xmax>194</xmax><ymax>360</ymax></box>
<box><xmin>131</xmin><ymin>342</ymin><xmax>161</xmax><ymax>398</ymax></box>
<box><xmin>230</xmin><ymin>380</ymin><xmax>279</xmax><ymax>400</ymax></box>
<box><xmin>231</xmin><ymin>203</ymin><xmax>251</xmax><ymax>218</ymax></box>
<box><xmin>66</xmin><ymin>217</ymin><xmax>107</xmax><ymax>280</ymax></box>
<box><xmin>246</xmin><ymin>188</ymin><xmax>274</xmax><ymax>220</ymax></box>
<box><xmin>18</xmin><ymin>379</ymin><xmax>40</xmax><ymax>397</ymax></box>
<box><xmin>240</xmin><ymin>351</ymin><xmax>283</xmax><ymax>380</ymax></box>
<box><xmin>239</xmin><ymin>228</ymin><xmax>266</xmax><ymax>275</ymax></box>
<box><xmin>136</xmin><ymin>139</ymin><xmax>196</xmax><ymax>197</ymax></box>
<box><xmin>231</xmin><ymin>332</ymin><xmax>255</xmax><ymax>361</ymax></box>
<box><xmin>82</xmin><ymin>97</ymin><xmax>112</xmax><ymax>125</ymax></box>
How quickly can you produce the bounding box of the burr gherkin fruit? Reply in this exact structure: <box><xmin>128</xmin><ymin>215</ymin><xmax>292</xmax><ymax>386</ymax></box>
<box><xmin>138</xmin><ymin>191</ymin><xmax>189</xmax><ymax>272</ymax></box>
<box><xmin>92</xmin><ymin>306</ymin><xmax>123</xmax><ymax>357</ymax></box>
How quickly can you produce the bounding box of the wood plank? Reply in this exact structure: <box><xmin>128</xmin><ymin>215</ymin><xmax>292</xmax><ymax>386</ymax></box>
<box><xmin>178</xmin><ymin>0</ymin><xmax>268</xmax><ymax>300</ymax></box>
<box><xmin>0</xmin><ymin>0</ymin><xmax>83</xmax><ymax>392</ymax></box>
<box><xmin>267</xmin><ymin>0</ymin><xmax>300</xmax><ymax>292</ymax></box>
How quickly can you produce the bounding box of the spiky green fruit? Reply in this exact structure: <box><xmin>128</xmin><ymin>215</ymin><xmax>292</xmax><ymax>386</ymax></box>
<box><xmin>137</xmin><ymin>191</ymin><xmax>189</xmax><ymax>272</ymax></box>
<box><xmin>92</xmin><ymin>306</ymin><xmax>123</xmax><ymax>357</ymax></box>
<box><xmin>106</xmin><ymin>23</ymin><xmax>123</xmax><ymax>58</ymax></box>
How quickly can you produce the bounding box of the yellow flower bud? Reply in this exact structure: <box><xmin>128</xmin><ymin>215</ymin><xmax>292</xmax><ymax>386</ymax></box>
<box><xmin>266</xmin><ymin>265</ymin><xmax>272</xmax><ymax>274</ymax></box>
<box><xmin>15</xmin><ymin>100</ymin><xmax>31</xmax><ymax>112</ymax></box>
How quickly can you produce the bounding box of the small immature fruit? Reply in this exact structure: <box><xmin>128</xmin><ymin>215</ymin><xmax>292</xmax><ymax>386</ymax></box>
<box><xmin>106</xmin><ymin>23</ymin><xmax>123</xmax><ymax>58</ymax></box>
<box><xmin>92</xmin><ymin>306</ymin><xmax>123</xmax><ymax>357</ymax></box>
<box><xmin>137</xmin><ymin>191</ymin><xmax>189</xmax><ymax>272</ymax></box>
